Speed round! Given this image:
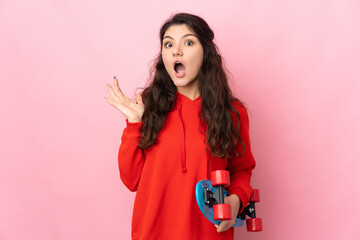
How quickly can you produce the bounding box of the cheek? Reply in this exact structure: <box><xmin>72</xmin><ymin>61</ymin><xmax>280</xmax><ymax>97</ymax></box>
<box><xmin>192</xmin><ymin>49</ymin><xmax>204</xmax><ymax>71</ymax></box>
<box><xmin>161</xmin><ymin>52</ymin><xmax>172</xmax><ymax>71</ymax></box>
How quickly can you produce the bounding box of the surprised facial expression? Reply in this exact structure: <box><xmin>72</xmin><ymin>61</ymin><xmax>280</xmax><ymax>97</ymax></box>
<box><xmin>161</xmin><ymin>24</ymin><xmax>204</xmax><ymax>98</ymax></box>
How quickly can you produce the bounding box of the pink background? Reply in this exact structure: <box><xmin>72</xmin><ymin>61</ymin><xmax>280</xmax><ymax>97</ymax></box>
<box><xmin>1</xmin><ymin>0</ymin><xmax>360</xmax><ymax>239</ymax></box>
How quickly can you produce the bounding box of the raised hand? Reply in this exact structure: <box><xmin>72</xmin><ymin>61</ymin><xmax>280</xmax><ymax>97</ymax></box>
<box><xmin>105</xmin><ymin>77</ymin><xmax>144</xmax><ymax>123</ymax></box>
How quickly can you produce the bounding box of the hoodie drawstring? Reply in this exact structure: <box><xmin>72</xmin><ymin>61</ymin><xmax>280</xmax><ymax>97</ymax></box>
<box><xmin>176</xmin><ymin>96</ymin><xmax>187</xmax><ymax>173</ymax></box>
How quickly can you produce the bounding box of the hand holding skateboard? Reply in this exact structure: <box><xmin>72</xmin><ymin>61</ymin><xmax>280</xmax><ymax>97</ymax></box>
<box><xmin>195</xmin><ymin>170</ymin><xmax>263</xmax><ymax>232</ymax></box>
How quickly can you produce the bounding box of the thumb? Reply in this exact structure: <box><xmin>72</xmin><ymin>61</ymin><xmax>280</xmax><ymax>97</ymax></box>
<box><xmin>136</xmin><ymin>93</ymin><xmax>143</xmax><ymax>104</ymax></box>
<box><xmin>216</xmin><ymin>221</ymin><xmax>227</xmax><ymax>233</ymax></box>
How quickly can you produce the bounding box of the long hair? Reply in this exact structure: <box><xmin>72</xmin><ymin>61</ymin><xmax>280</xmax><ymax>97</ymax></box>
<box><xmin>139</xmin><ymin>13</ymin><xmax>244</xmax><ymax>158</ymax></box>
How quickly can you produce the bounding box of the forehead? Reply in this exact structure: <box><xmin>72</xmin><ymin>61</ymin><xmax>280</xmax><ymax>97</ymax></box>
<box><xmin>163</xmin><ymin>24</ymin><xmax>195</xmax><ymax>38</ymax></box>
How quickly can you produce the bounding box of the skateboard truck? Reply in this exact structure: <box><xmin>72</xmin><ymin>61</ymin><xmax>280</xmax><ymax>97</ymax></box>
<box><xmin>238</xmin><ymin>189</ymin><xmax>262</xmax><ymax>232</ymax></box>
<box><xmin>209</xmin><ymin>170</ymin><xmax>232</xmax><ymax>221</ymax></box>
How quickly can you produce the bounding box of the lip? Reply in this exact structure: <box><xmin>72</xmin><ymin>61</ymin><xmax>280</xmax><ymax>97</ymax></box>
<box><xmin>175</xmin><ymin>71</ymin><xmax>186</xmax><ymax>78</ymax></box>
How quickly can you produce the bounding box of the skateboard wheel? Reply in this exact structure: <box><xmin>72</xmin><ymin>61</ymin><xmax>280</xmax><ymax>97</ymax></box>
<box><xmin>250</xmin><ymin>189</ymin><xmax>260</xmax><ymax>202</ymax></box>
<box><xmin>246</xmin><ymin>218</ymin><xmax>262</xmax><ymax>232</ymax></box>
<box><xmin>213</xmin><ymin>204</ymin><xmax>232</xmax><ymax>221</ymax></box>
<box><xmin>211</xmin><ymin>170</ymin><xmax>230</xmax><ymax>186</ymax></box>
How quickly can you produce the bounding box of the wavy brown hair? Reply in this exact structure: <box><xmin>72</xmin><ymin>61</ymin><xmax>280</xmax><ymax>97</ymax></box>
<box><xmin>139</xmin><ymin>13</ymin><xmax>245</xmax><ymax>158</ymax></box>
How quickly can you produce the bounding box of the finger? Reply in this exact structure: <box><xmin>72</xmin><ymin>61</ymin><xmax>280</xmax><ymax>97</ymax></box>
<box><xmin>136</xmin><ymin>92</ymin><xmax>143</xmax><ymax>104</ymax></box>
<box><xmin>105</xmin><ymin>97</ymin><xmax>116</xmax><ymax>107</ymax></box>
<box><xmin>217</xmin><ymin>221</ymin><xmax>232</xmax><ymax>233</ymax></box>
<box><xmin>217</xmin><ymin>222</ymin><xmax>225</xmax><ymax>233</ymax></box>
<box><xmin>107</xmin><ymin>84</ymin><xmax>120</xmax><ymax>101</ymax></box>
<box><xmin>217</xmin><ymin>225</ymin><xmax>230</xmax><ymax>233</ymax></box>
<box><xmin>214</xmin><ymin>224</ymin><xmax>220</xmax><ymax>233</ymax></box>
<box><xmin>113</xmin><ymin>77</ymin><xmax>124</xmax><ymax>98</ymax></box>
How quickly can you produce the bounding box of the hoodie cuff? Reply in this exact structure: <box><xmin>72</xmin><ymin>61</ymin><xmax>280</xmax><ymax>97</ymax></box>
<box><xmin>123</xmin><ymin>119</ymin><xmax>142</xmax><ymax>137</ymax></box>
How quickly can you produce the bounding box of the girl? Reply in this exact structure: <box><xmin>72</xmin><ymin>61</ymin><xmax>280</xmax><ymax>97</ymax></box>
<box><xmin>105</xmin><ymin>13</ymin><xmax>256</xmax><ymax>240</ymax></box>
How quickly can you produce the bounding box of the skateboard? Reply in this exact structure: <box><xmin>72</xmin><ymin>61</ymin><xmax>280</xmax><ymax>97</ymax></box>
<box><xmin>195</xmin><ymin>170</ymin><xmax>263</xmax><ymax>231</ymax></box>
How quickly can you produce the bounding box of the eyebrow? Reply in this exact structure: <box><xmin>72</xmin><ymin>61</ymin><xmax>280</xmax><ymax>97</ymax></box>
<box><xmin>163</xmin><ymin>33</ymin><xmax>198</xmax><ymax>40</ymax></box>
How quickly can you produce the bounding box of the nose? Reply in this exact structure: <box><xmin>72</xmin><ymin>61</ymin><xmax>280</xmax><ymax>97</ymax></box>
<box><xmin>172</xmin><ymin>45</ymin><xmax>183</xmax><ymax>56</ymax></box>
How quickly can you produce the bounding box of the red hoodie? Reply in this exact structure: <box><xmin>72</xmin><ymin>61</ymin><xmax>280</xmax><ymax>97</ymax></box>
<box><xmin>118</xmin><ymin>92</ymin><xmax>256</xmax><ymax>240</ymax></box>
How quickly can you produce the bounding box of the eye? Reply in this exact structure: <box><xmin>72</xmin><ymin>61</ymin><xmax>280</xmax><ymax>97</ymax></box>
<box><xmin>185</xmin><ymin>40</ymin><xmax>194</xmax><ymax>46</ymax></box>
<box><xmin>164</xmin><ymin>42</ymin><xmax>172</xmax><ymax>48</ymax></box>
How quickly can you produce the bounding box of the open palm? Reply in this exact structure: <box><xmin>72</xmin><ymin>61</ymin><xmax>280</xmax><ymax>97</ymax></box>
<box><xmin>105</xmin><ymin>77</ymin><xmax>144</xmax><ymax>123</ymax></box>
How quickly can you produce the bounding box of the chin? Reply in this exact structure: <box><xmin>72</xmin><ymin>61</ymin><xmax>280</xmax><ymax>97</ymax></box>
<box><xmin>173</xmin><ymin>80</ymin><xmax>191</xmax><ymax>88</ymax></box>
<box><xmin>171</xmin><ymin>76</ymin><xmax>196</xmax><ymax>87</ymax></box>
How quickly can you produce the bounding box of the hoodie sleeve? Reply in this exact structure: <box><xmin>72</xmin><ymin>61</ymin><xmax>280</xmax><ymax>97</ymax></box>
<box><xmin>118</xmin><ymin>120</ymin><xmax>145</xmax><ymax>192</ymax></box>
<box><xmin>228</xmin><ymin>103</ymin><xmax>256</xmax><ymax>213</ymax></box>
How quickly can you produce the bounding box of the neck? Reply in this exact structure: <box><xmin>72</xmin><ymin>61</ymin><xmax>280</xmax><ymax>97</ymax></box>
<box><xmin>177</xmin><ymin>88</ymin><xmax>200</xmax><ymax>100</ymax></box>
<box><xmin>176</xmin><ymin>80</ymin><xmax>200</xmax><ymax>100</ymax></box>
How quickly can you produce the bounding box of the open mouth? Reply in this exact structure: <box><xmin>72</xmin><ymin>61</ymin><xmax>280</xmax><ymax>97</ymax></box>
<box><xmin>174</xmin><ymin>61</ymin><xmax>185</xmax><ymax>74</ymax></box>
